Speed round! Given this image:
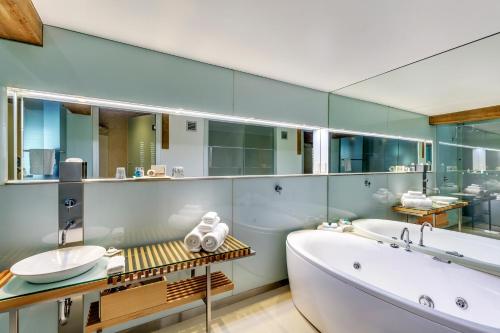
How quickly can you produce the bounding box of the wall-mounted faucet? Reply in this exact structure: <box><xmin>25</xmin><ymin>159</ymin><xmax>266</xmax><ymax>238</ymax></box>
<box><xmin>59</xmin><ymin>219</ymin><xmax>79</xmax><ymax>247</ymax></box>
<box><xmin>419</xmin><ymin>222</ymin><xmax>433</xmax><ymax>247</ymax></box>
<box><xmin>63</xmin><ymin>198</ymin><xmax>78</xmax><ymax>213</ymax></box>
<box><xmin>58</xmin><ymin>161</ymin><xmax>85</xmax><ymax>249</ymax></box>
<box><xmin>274</xmin><ymin>184</ymin><xmax>283</xmax><ymax>194</ymax></box>
<box><xmin>364</xmin><ymin>179</ymin><xmax>371</xmax><ymax>188</ymax></box>
<box><xmin>400</xmin><ymin>227</ymin><xmax>411</xmax><ymax>252</ymax></box>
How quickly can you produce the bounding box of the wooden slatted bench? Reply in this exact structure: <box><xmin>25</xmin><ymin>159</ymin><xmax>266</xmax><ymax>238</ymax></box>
<box><xmin>87</xmin><ymin>235</ymin><xmax>253</xmax><ymax>332</ymax></box>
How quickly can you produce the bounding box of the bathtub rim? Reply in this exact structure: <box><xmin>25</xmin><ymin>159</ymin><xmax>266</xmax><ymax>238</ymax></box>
<box><xmin>353</xmin><ymin>218</ymin><xmax>500</xmax><ymax>276</ymax></box>
<box><xmin>286</xmin><ymin>230</ymin><xmax>498</xmax><ymax>333</ymax></box>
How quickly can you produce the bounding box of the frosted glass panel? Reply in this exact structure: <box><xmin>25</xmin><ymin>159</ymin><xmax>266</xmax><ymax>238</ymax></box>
<box><xmin>233</xmin><ymin>176</ymin><xmax>327</xmax><ymax>294</ymax></box>
<box><xmin>0</xmin><ymin>184</ymin><xmax>58</xmax><ymax>271</ymax></box>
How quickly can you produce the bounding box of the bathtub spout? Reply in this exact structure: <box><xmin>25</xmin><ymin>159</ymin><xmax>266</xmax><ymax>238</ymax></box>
<box><xmin>419</xmin><ymin>222</ymin><xmax>433</xmax><ymax>247</ymax></box>
<box><xmin>400</xmin><ymin>227</ymin><xmax>411</xmax><ymax>252</ymax></box>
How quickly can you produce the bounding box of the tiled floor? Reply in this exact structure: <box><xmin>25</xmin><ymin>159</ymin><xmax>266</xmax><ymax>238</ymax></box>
<box><xmin>153</xmin><ymin>286</ymin><xmax>318</xmax><ymax>333</ymax></box>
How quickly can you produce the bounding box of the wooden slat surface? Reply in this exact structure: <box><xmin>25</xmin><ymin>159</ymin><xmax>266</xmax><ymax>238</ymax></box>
<box><xmin>429</xmin><ymin>105</ymin><xmax>500</xmax><ymax>125</ymax></box>
<box><xmin>86</xmin><ymin>271</ymin><xmax>234</xmax><ymax>333</ymax></box>
<box><xmin>392</xmin><ymin>201</ymin><xmax>468</xmax><ymax>217</ymax></box>
<box><xmin>115</xmin><ymin>235</ymin><xmax>250</xmax><ymax>283</ymax></box>
<box><xmin>0</xmin><ymin>270</ymin><xmax>12</xmax><ymax>289</ymax></box>
<box><xmin>0</xmin><ymin>0</ymin><xmax>43</xmax><ymax>46</ymax></box>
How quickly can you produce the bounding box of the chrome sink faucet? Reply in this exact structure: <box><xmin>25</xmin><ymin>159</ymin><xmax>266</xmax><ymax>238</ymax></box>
<box><xmin>60</xmin><ymin>219</ymin><xmax>77</xmax><ymax>247</ymax></box>
<box><xmin>419</xmin><ymin>222</ymin><xmax>433</xmax><ymax>247</ymax></box>
<box><xmin>400</xmin><ymin>227</ymin><xmax>411</xmax><ymax>252</ymax></box>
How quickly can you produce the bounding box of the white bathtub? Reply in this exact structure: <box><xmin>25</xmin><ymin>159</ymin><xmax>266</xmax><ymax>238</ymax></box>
<box><xmin>286</xmin><ymin>230</ymin><xmax>500</xmax><ymax>333</ymax></box>
<box><xmin>353</xmin><ymin>219</ymin><xmax>500</xmax><ymax>275</ymax></box>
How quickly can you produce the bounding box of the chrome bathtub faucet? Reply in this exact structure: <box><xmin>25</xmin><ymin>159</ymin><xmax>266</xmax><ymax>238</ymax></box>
<box><xmin>400</xmin><ymin>227</ymin><xmax>411</xmax><ymax>252</ymax></box>
<box><xmin>419</xmin><ymin>222</ymin><xmax>433</xmax><ymax>247</ymax></box>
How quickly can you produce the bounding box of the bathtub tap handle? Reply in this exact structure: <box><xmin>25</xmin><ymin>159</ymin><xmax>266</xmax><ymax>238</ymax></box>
<box><xmin>400</xmin><ymin>227</ymin><xmax>411</xmax><ymax>252</ymax></box>
<box><xmin>419</xmin><ymin>222</ymin><xmax>433</xmax><ymax>247</ymax></box>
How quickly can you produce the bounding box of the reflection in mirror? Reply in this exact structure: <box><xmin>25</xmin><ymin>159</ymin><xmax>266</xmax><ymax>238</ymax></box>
<box><xmin>20</xmin><ymin>98</ymin><xmax>93</xmax><ymax>180</ymax></box>
<box><xmin>99</xmin><ymin>109</ymin><xmax>156</xmax><ymax>178</ymax></box>
<box><xmin>208</xmin><ymin>121</ymin><xmax>313</xmax><ymax>176</ymax></box>
<box><xmin>9</xmin><ymin>96</ymin><xmax>316</xmax><ymax>180</ymax></box>
<box><xmin>437</xmin><ymin>119</ymin><xmax>500</xmax><ymax>236</ymax></box>
<box><xmin>328</xmin><ymin>31</ymin><xmax>500</xmax><ymax>245</ymax></box>
<box><xmin>329</xmin><ymin>132</ymin><xmax>431</xmax><ymax>173</ymax></box>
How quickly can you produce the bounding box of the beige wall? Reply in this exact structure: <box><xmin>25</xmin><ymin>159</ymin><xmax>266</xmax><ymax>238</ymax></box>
<box><xmin>99</xmin><ymin>110</ymin><xmax>129</xmax><ymax>177</ymax></box>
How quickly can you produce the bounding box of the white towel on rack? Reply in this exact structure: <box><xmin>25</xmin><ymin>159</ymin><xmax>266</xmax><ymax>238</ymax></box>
<box><xmin>201</xmin><ymin>223</ymin><xmax>229</xmax><ymax>252</ymax></box>
<box><xmin>29</xmin><ymin>149</ymin><xmax>55</xmax><ymax>175</ymax></box>
<box><xmin>184</xmin><ymin>225</ymin><xmax>204</xmax><ymax>252</ymax></box>
<box><xmin>202</xmin><ymin>211</ymin><xmax>219</xmax><ymax>224</ymax></box>
<box><xmin>401</xmin><ymin>197</ymin><xmax>433</xmax><ymax>209</ymax></box>
<box><xmin>198</xmin><ymin>217</ymin><xmax>220</xmax><ymax>233</ymax></box>
<box><xmin>106</xmin><ymin>256</ymin><xmax>125</xmax><ymax>275</ymax></box>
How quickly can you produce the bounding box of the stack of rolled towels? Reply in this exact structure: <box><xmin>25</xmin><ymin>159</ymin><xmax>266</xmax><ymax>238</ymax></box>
<box><xmin>464</xmin><ymin>184</ymin><xmax>485</xmax><ymax>195</ymax></box>
<box><xmin>184</xmin><ymin>212</ymin><xmax>229</xmax><ymax>253</ymax></box>
<box><xmin>401</xmin><ymin>191</ymin><xmax>433</xmax><ymax>209</ymax></box>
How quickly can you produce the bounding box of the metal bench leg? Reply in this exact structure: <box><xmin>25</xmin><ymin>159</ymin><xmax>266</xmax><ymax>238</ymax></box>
<box><xmin>458</xmin><ymin>207</ymin><xmax>462</xmax><ymax>232</ymax></box>
<box><xmin>206</xmin><ymin>264</ymin><xmax>211</xmax><ymax>333</ymax></box>
<box><xmin>9</xmin><ymin>310</ymin><xmax>18</xmax><ymax>333</ymax></box>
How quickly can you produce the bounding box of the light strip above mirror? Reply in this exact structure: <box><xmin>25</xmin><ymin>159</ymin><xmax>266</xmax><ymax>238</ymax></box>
<box><xmin>7</xmin><ymin>87</ymin><xmax>433</xmax><ymax>143</ymax></box>
<box><xmin>328</xmin><ymin>128</ymin><xmax>433</xmax><ymax>143</ymax></box>
<box><xmin>7</xmin><ymin>87</ymin><xmax>321</xmax><ymax>130</ymax></box>
<box><xmin>439</xmin><ymin>141</ymin><xmax>500</xmax><ymax>153</ymax></box>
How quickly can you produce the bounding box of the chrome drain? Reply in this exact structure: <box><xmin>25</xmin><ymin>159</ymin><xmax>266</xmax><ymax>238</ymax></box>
<box><xmin>419</xmin><ymin>295</ymin><xmax>434</xmax><ymax>309</ymax></box>
<box><xmin>353</xmin><ymin>262</ymin><xmax>361</xmax><ymax>270</ymax></box>
<box><xmin>455</xmin><ymin>297</ymin><xmax>468</xmax><ymax>310</ymax></box>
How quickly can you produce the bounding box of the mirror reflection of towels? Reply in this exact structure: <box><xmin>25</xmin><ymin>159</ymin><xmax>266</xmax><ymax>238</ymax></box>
<box><xmin>342</xmin><ymin>159</ymin><xmax>352</xmax><ymax>172</ymax></box>
<box><xmin>29</xmin><ymin>149</ymin><xmax>56</xmax><ymax>175</ymax></box>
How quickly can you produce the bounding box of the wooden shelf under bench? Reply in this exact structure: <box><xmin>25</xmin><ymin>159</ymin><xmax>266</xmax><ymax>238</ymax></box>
<box><xmin>85</xmin><ymin>271</ymin><xmax>234</xmax><ymax>333</ymax></box>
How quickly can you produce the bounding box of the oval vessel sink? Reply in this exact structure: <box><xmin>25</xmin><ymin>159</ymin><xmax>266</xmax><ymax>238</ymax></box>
<box><xmin>10</xmin><ymin>245</ymin><xmax>106</xmax><ymax>284</ymax></box>
<box><xmin>429</xmin><ymin>196</ymin><xmax>459</xmax><ymax>203</ymax></box>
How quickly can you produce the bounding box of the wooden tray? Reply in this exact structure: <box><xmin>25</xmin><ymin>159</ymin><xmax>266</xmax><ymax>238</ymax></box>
<box><xmin>100</xmin><ymin>277</ymin><xmax>167</xmax><ymax>321</ymax></box>
<box><xmin>86</xmin><ymin>271</ymin><xmax>234</xmax><ymax>333</ymax></box>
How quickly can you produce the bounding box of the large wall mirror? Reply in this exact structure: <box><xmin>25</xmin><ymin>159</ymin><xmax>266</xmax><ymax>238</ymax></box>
<box><xmin>6</xmin><ymin>96</ymin><xmax>316</xmax><ymax>180</ymax></box>
<box><xmin>329</xmin><ymin>132</ymin><xmax>431</xmax><ymax>173</ymax></box>
<box><xmin>329</xmin><ymin>30</ymin><xmax>500</xmax><ymax>243</ymax></box>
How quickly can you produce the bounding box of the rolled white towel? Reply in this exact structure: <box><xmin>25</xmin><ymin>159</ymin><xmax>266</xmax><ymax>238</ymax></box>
<box><xmin>407</xmin><ymin>191</ymin><xmax>423</xmax><ymax>196</ymax></box>
<box><xmin>402</xmin><ymin>197</ymin><xmax>433</xmax><ymax>209</ymax></box>
<box><xmin>202</xmin><ymin>211</ymin><xmax>219</xmax><ymax>224</ymax></box>
<box><xmin>106</xmin><ymin>256</ymin><xmax>125</xmax><ymax>275</ymax></box>
<box><xmin>402</xmin><ymin>193</ymin><xmax>426</xmax><ymax>200</ymax></box>
<box><xmin>332</xmin><ymin>225</ymin><xmax>354</xmax><ymax>233</ymax></box>
<box><xmin>465</xmin><ymin>187</ymin><xmax>483</xmax><ymax>194</ymax></box>
<box><xmin>198</xmin><ymin>217</ymin><xmax>220</xmax><ymax>233</ymax></box>
<box><xmin>201</xmin><ymin>223</ymin><xmax>229</xmax><ymax>252</ymax></box>
<box><xmin>184</xmin><ymin>226</ymin><xmax>204</xmax><ymax>252</ymax></box>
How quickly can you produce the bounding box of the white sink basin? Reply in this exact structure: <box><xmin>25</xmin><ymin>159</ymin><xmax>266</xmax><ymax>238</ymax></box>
<box><xmin>10</xmin><ymin>246</ymin><xmax>106</xmax><ymax>284</ymax></box>
<box><xmin>429</xmin><ymin>196</ymin><xmax>459</xmax><ymax>204</ymax></box>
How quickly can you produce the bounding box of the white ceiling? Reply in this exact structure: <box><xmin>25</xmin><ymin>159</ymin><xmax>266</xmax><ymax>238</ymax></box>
<box><xmin>32</xmin><ymin>0</ymin><xmax>500</xmax><ymax>98</ymax></box>
<box><xmin>336</xmin><ymin>33</ymin><xmax>500</xmax><ymax>116</ymax></box>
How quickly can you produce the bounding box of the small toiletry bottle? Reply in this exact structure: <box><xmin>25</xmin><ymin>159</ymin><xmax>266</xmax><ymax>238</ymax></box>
<box><xmin>339</xmin><ymin>218</ymin><xmax>351</xmax><ymax>225</ymax></box>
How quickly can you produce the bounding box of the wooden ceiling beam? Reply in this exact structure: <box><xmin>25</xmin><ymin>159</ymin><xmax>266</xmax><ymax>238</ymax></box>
<box><xmin>0</xmin><ymin>0</ymin><xmax>42</xmax><ymax>46</ymax></box>
<box><xmin>429</xmin><ymin>105</ymin><xmax>500</xmax><ymax>125</ymax></box>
